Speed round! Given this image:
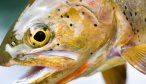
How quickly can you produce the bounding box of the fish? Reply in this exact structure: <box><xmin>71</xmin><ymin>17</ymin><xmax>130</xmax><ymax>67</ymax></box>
<box><xmin>0</xmin><ymin>0</ymin><xmax>146</xmax><ymax>84</ymax></box>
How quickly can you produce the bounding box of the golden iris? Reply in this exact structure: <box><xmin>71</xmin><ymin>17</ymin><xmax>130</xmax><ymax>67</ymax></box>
<box><xmin>27</xmin><ymin>23</ymin><xmax>51</xmax><ymax>47</ymax></box>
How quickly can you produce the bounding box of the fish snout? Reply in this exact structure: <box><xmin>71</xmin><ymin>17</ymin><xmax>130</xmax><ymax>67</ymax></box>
<box><xmin>0</xmin><ymin>47</ymin><xmax>11</xmax><ymax>66</ymax></box>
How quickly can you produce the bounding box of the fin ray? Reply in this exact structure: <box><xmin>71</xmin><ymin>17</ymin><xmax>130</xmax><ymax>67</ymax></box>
<box><xmin>122</xmin><ymin>44</ymin><xmax>146</xmax><ymax>74</ymax></box>
<box><xmin>102</xmin><ymin>64</ymin><xmax>126</xmax><ymax>84</ymax></box>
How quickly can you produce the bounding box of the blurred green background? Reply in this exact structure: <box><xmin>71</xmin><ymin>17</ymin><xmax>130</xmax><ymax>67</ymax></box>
<box><xmin>0</xmin><ymin>1</ymin><xmax>30</xmax><ymax>84</ymax></box>
<box><xmin>0</xmin><ymin>0</ymin><xmax>28</xmax><ymax>43</ymax></box>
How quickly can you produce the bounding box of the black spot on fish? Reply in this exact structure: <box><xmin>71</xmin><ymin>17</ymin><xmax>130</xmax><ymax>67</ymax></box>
<box><xmin>43</xmin><ymin>28</ymin><xmax>48</xmax><ymax>31</ymax></box>
<box><xmin>113</xmin><ymin>7</ymin><xmax>115</xmax><ymax>10</ymax></box>
<box><xmin>57</xmin><ymin>9</ymin><xmax>60</xmax><ymax>11</ymax></box>
<box><xmin>33</xmin><ymin>43</ymin><xmax>35</xmax><ymax>46</ymax></box>
<box><xmin>57</xmin><ymin>43</ymin><xmax>60</xmax><ymax>46</ymax></box>
<box><xmin>94</xmin><ymin>24</ymin><xmax>98</xmax><ymax>27</ymax></box>
<box><xmin>123</xmin><ymin>11</ymin><xmax>126</xmax><ymax>15</ymax></box>
<box><xmin>13</xmin><ymin>41</ymin><xmax>16</xmax><ymax>43</ymax></box>
<box><xmin>30</xmin><ymin>33</ymin><xmax>32</xmax><ymax>36</ymax></box>
<box><xmin>90</xmin><ymin>52</ymin><xmax>93</xmax><ymax>55</ymax></box>
<box><xmin>137</xmin><ymin>30</ymin><xmax>139</xmax><ymax>33</ymax></box>
<box><xmin>48</xmin><ymin>16</ymin><xmax>50</xmax><ymax>18</ymax></box>
<box><xmin>145</xmin><ymin>18</ymin><xmax>146</xmax><ymax>22</ymax></box>
<box><xmin>60</xmin><ymin>15</ymin><xmax>63</xmax><ymax>18</ymax></box>
<box><xmin>82</xmin><ymin>12</ymin><xmax>85</xmax><ymax>15</ymax></box>
<box><xmin>66</xmin><ymin>15</ymin><xmax>69</xmax><ymax>18</ymax></box>
<box><xmin>80</xmin><ymin>0</ymin><xmax>82</xmax><ymax>2</ymax></box>
<box><xmin>124</xmin><ymin>6</ymin><xmax>127</xmax><ymax>10</ymax></box>
<box><xmin>135</xmin><ymin>12</ymin><xmax>137</xmax><ymax>16</ymax></box>
<box><xmin>130</xmin><ymin>12</ymin><xmax>132</xmax><ymax>16</ymax></box>
<box><xmin>126</xmin><ymin>16</ymin><xmax>128</xmax><ymax>20</ymax></box>
<box><xmin>70</xmin><ymin>23</ymin><xmax>73</xmax><ymax>27</ymax></box>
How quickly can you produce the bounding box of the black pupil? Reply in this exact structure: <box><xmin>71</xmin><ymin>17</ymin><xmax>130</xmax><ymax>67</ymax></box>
<box><xmin>34</xmin><ymin>31</ymin><xmax>46</xmax><ymax>42</ymax></box>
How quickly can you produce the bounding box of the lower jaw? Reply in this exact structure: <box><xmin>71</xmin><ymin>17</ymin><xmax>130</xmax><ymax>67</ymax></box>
<box><xmin>13</xmin><ymin>66</ymin><xmax>57</xmax><ymax>84</ymax></box>
<box><xmin>13</xmin><ymin>63</ymin><xmax>89</xmax><ymax>84</ymax></box>
<box><xmin>11</xmin><ymin>51</ymin><xmax>80</xmax><ymax>83</ymax></box>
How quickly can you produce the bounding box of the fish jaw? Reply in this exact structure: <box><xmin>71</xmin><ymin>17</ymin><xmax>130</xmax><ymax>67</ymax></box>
<box><xmin>9</xmin><ymin>50</ymin><xmax>79</xmax><ymax>69</ymax></box>
<box><xmin>0</xmin><ymin>0</ymin><xmax>118</xmax><ymax>83</ymax></box>
<box><xmin>9</xmin><ymin>50</ymin><xmax>79</xmax><ymax>84</ymax></box>
<box><xmin>12</xmin><ymin>67</ymin><xmax>57</xmax><ymax>84</ymax></box>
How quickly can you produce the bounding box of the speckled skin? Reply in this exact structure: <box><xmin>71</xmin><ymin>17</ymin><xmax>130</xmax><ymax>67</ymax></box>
<box><xmin>115</xmin><ymin>0</ymin><xmax>146</xmax><ymax>45</ymax></box>
<box><xmin>0</xmin><ymin>0</ymin><xmax>135</xmax><ymax>84</ymax></box>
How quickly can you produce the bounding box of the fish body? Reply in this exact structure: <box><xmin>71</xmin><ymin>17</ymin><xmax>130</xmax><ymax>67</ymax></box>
<box><xmin>0</xmin><ymin>0</ymin><xmax>146</xmax><ymax>84</ymax></box>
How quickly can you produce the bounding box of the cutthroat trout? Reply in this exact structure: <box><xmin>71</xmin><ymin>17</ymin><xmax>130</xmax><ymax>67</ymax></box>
<box><xmin>0</xmin><ymin>0</ymin><xmax>146</xmax><ymax>84</ymax></box>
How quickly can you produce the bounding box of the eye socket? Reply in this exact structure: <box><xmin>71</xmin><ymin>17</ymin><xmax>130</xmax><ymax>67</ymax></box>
<box><xmin>26</xmin><ymin>23</ymin><xmax>51</xmax><ymax>47</ymax></box>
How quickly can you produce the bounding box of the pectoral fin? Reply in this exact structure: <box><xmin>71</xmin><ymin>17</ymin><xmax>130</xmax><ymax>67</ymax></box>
<box><xmin>122</xmin><ymin>44</ymin><xmax>146</xmax><ymax>74</ymax></box>
<box><xmin>102</xmin><ymin>64</ymin><xmax>126</xmax><ymax>84</ymax></box>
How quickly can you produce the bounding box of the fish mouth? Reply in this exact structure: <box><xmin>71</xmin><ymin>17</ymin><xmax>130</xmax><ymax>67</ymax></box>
<box><xmin>15</xmin><ymin>50</ymin><xmax>79</xmax><ymax>68</ymax></box>
<box><xmin>12</xmin><ymin>50</ymin><xmax>79</xmax><ymax>84</ymax></box>
<box><xmin>13</xmin><ymin>67</ymin><xmax>57</xmax><ymax>84</ymax></box>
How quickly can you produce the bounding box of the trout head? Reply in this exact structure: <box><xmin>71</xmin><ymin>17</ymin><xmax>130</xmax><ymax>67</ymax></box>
<box><xmin>0</xmin><ymin>0</ymin><xmax>116</xmax><ymax>83</ymax></box>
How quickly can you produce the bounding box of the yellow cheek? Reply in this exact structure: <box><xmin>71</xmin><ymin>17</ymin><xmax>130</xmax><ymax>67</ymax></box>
<box><xmin>29</xmin><ymin>28</ymin><xmax>51</xmax><ymax>47</ymax></box>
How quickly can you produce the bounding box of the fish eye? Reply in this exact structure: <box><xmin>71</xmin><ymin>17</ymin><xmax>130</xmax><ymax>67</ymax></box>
<box><xmin>25</xmin><ymin>23</ymin><xmax>51</xmax><ymax>47</ymax></box>
<box><xmin>34</xmin><ymin>31</ymin><xmax>46</xmax><ymax>42</ymax></box>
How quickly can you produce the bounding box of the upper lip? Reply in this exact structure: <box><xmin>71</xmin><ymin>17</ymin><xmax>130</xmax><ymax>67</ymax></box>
<box><xmin>36</xmin><ymin>50</ymin><xmax>79</xmax><ymax>60</ymax></box>
<box><xmin>16</xmin><ymin>50</ymin><xmax>79</xmax><ymax>62</ymax></box>
<box><xmin>14</xmin><ymin>50</ymin><xmax>79</xmax><ymax>68</ymax></box>
<box><xmin>11</xmin><ymin>50</ymin><xmax>79</xmax><ymax>84</ymax></box>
